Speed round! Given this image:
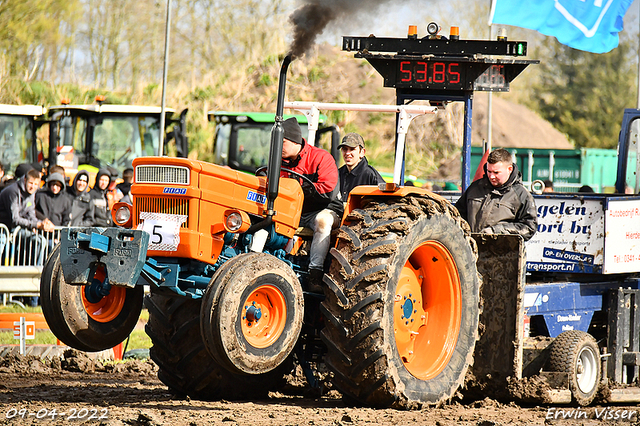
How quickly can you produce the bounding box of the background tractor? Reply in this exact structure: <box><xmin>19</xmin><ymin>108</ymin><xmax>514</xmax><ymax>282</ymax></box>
<box><xmin>42</xmin><ymin>26</ymin><xmax>536</xmax><ymax>408</ymax></box>
<box><xmin>0</xmin><ymin>104</ymin><xmax>47</xmax><ymax>176</ymax></box>
<box><xmin>208</xmin><ymin>110</ymin><xmax>339</xmax><ymax>173</ymax></box>
<box><xmin>46</xmin><ymin>98</ymin><xmax>188</xmax><ymax>181</ymax></box>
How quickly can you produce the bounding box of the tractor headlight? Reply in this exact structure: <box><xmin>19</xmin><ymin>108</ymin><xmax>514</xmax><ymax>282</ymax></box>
<box><xmin>226</xmin><ymin>212</ymin><xmax>243</xmax><ymax>232</ymax></box>
<box><xmin>223</xmin><ymin>210</ymin><xmax>251</xmax><ymax>233</ymax></box>
<box><xmin>113</xmin><ymin>203</ymin><xmax>132</xmax><ymax>227</ymax></box>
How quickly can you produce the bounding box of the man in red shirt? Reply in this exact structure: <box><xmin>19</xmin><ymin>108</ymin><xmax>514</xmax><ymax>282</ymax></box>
<box><xmin>280</xmin><ymin>117</ymin><xmax>343</xmax><ymax>289</ymax></box>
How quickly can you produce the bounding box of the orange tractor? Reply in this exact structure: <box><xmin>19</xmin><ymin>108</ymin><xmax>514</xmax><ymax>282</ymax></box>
<box><xmin>41</xmin><ymin>26</ymin><xmax>535</xmax><ymax>407</ymax></box>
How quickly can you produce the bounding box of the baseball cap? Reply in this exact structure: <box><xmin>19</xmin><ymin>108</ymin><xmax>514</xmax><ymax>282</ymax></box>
<box><xmin>282</xmin><ymin>117</ymin><xmax>302</xmax><ymax>144</ymax></box>
<box><xmin>338</xmin><ymin>133</ymin><xmax>365</xmax><ymax>149</ymax></box>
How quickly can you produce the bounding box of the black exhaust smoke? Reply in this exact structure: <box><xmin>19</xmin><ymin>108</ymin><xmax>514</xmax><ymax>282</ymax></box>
<box><xmin>288</xmin><ymin>0</ymin><xmax>397</xmax><ymax>58</ymax></box>
<box><xmin>268</xmin><ymin>0</ymin><xmax>397</xmax><ymax>214</ymax></box>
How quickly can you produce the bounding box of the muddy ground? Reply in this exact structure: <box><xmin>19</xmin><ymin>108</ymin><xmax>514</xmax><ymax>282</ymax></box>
<box><xmin>0</xmin><ymin>351</ymin><xmax>638</xmax><ymax>426</ymax></box>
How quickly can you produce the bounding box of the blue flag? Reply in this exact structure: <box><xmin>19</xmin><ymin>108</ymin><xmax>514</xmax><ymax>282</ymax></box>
<box><xmin>489</xmin><ymin>0</ymin><xmax>634</xmax><ymax>53</ymax></box>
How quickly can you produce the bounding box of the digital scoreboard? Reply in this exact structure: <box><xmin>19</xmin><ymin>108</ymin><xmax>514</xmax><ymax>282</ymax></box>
<box><xmin>342</xmin><ymin>36</ymin><xmax>538</xmax><ymax>94</ymax></box>
<box><xmin>397</xmin><ymin>60</ymin><xmax>466</xmax><ymax>90</ymax></box>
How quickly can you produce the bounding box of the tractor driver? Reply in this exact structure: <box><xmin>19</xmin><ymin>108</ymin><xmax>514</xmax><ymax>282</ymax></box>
<box><xmin>455</xmin><ymin>148</ymin><xmax>537</xmax><ymax>241</ymax></box>
<box><xmin>280</xmin><ymin>117</ymin><xmax>343</xmax><ymax>290</ymax></box>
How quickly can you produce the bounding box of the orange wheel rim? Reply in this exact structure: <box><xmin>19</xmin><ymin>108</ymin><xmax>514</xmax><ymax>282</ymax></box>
<box><xmin>394</xmin><ymin>240</ymin><xmax>462</xmax><ymax>380</ymax></box>
<box><xmin>241</xmin><ymin>285</ymin><xmax>287</xmax><ymax>349</ymax></box>
<box><xmin>81</xmin><ymin>267</ymin><xmax>126</xmax><ymax>323</ymax></box>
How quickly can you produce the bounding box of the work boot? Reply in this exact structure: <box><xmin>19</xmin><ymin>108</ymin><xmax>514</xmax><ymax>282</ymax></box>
<box><xmin>307</xmin><ymin>268</ymin><xmax>324</xmax><ymax>293</ymax></box>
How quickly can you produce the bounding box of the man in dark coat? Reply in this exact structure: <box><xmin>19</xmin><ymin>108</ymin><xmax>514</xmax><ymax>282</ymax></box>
<box><xmin>337</xmin><ymin>132</ymin><xmax>384</xmax><ymax>201</ymax></box>
<box><xmin>66</xmin><ymin>171</ymin><xmax>94</xmax><ymax>226</ymax></box>
<box><xmin>0</xmin><ymin>168</ymin><xmax>54</xmax><ymax>233</ymax></box>
<box><xmin>455</xmin><ymin>148</ymin><xmax>537</xmax><ymax>241</ymax></box>
<box><xmin>0</xmin><ymin>168</ymin><xmax>54</xmax><ymax>269</ymax></box>
<box><xmin>36</xmin><ymin>172</ymin><xmax>72</xmax><ymax>226</ymax></box>
<box><xmin>89</xmin><ymin>169</ymin><xmax>113</xmax><ymax>227</ymax></box>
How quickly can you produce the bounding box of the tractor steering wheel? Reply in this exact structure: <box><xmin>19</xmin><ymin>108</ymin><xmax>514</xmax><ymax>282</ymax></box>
<box><xmin>255</xmin><ymin>166</ymin><xmax>321</xmax><ymax>198</ymax></box>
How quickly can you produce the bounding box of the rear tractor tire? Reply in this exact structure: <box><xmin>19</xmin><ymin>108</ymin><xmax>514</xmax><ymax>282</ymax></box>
<box><xmin>321</xmin><ymin>195</ymin><xmax>481</xmax><ymax>408</ymax></box>
<box><xmin>40</xmin><ymin>245</ymin><xmax>143</xmax><ymax>352</ymax></box>
<box><xmin>548</xmin><ymin>330</ymin><xmax>601</xmax><ymax>406</ymax></box>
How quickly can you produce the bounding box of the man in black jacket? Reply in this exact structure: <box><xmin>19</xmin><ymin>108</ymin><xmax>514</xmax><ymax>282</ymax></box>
<box><xmin>90</xmin><ymin>169</ymin><xmax>113</xmax><ymax>227</ymax></box>
<box><xmin>66</xmin><ymin>171</ymin><xmax>94</xmax><ymax>226</ymax></box>
<box><xmin>0</xmin><ymin>168</ymin><xmax>54</xmax><ymax>233</ymax></box>
<box><xmin>455</xmin><ymin>148</ymin><xmax>537</xmax><ymax>241</ymax></box>
<box><xmin>36</xmin><ymin>172</ymin><xmax>72</xmax><ymax>226</ymax></box>
<box><xmin>0</xmin><ymin>168</ymin><xmax>54</xmax><ymax>268</ymax></box>
<box><xmin>337</xmin><ymin>133</ymin><xmax>384</xmax><ymax>201</ymax></box>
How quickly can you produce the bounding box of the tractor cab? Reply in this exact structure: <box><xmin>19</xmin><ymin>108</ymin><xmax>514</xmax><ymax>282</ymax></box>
<box><xmin>208</xmin><ymin>111</ymin><xmax>339</xmax><ymax>173</ymax></box>
<box><xmin>0</xmin><ymin>104</ymin><xmax>47</xmax><ymax>175</ymax></box>
<box><xmin>47</xmin><ymin>99</ymin><xmax>188</xmax><ymax>179</ymax></box>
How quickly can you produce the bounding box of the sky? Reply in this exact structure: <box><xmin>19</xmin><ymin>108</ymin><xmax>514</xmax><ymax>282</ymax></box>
<box><xmin>291</xmin><ymin>0</ymin><xmax>640</xmax><ymax>55</ymax></box>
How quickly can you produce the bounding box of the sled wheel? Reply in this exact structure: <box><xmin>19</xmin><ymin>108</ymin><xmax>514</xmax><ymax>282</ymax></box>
<box><xmin>548</xmin><ymin>330</ymin><xmax>601</xmax><ymax>405</ymax></box>
<box><xmin>146</xmin><ymin>289</ymin><xmax>292</xmax><ymax>400</ymax></box>
<box><xmin>40</xmin><ymin>244</ymin><xmax>143</xmax><ymax>352</ymax></box>
<box><xmin>201</xmin><ymin>253</ymin><xmax>304</xmax><ymax>375</ymax></box>
<box><xmin>322</xmin><ymin>195</ymin><xmax>480</xmax><ymax>408</ymax></box>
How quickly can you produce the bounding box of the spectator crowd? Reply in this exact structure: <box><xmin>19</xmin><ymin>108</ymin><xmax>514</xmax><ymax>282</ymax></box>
<box><xmin>0</xmin><ymin>162</ymin><xmax>132</xmax><ymax>269</ymax></box>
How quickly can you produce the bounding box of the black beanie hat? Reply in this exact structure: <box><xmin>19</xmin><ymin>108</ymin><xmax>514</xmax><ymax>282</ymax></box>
<box><xmin>282</xmin><ymin>117</ymin><xmax>302</xmax><ymax>144</ymax></box>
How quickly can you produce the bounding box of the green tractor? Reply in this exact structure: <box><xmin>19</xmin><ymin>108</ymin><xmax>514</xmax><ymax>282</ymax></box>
<box><xmin>209</xmin><ymin>111</ymin><xmax>339</xmax><ymax>173</ymax></box>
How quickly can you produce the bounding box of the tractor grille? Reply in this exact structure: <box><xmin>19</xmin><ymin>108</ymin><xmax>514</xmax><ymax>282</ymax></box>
<box><xmin>135</xmin><ymin>196</ymin><xmax>190</xmax><ymax>228</ymax></box>
<box><xmin>136</xmin><ymin>165</ymin><xmax>189</xmax><ymax>185</ymax></box>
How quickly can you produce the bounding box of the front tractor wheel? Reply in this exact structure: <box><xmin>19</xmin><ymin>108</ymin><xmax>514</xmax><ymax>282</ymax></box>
<box><xmin>201</xmin><ymin>253</ymin><xmax>304</xmax><ymax>375</ymax></box>
<box><xmin>40</xmin><ymin>245</ymin><xmax>143</xmax><ymax>352</ymax></box>
<box><xmin>321</xmin><ymin>195</ymin><xmax>481</xmax><ymax>408</ymax></box>
<box><xmin>146</xmin><ymin>290</ymin><xmax>293</xmax><ymax>400</ymax></box>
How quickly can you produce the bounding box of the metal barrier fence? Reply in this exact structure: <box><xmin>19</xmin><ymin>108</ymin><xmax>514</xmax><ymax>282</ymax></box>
<box><xmin>0</xmin><ymin>226</ymin><xmax>62</xmax><ymax>306</ymax></box>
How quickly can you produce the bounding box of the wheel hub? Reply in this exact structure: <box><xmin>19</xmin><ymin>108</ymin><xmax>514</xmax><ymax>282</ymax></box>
<box><xmin>576</xmin><ymin>346</ymin><xmax>598</xmax><ymax>394</ymax></box>
<box><xmin>402</xmin><ymin>298</ymin><xmax>414</xmax><ymax>320</ymax></box>
<box><xmin>85</xmin><ymin>277</ymin><xmax>111</xmax><ymax>304</ymax></box>
<box><xmin>240</xmin><ymin>285</ymin><xmax>287</xmax><ymax>348</ymax></box>
<box><xmin>245</xmin><ymin>304</ymin><xmax>263</xmax><ymax>323</ymax></box>
<box><xmin>395</xmin><ymin>275</ymin><xmax>427</xmax><ymax>365</ymax></box>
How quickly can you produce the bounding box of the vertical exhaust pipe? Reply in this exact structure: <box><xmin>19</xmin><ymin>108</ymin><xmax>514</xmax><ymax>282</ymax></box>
<box><xmin>265</xmin><ymin>54</ymin><xmax>292</xmax><ymax>216</ymax></box>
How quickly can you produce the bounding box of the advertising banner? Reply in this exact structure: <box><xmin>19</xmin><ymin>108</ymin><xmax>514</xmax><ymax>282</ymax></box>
<box><xmin>604</xmin><ymin>198</ymin><xmax>640</xmax><ymax>274</ymax></box>
<box><xmin>526</xmin><ymin>197</ymin><xmax>605</xmax><ymax>273</ymax></box>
